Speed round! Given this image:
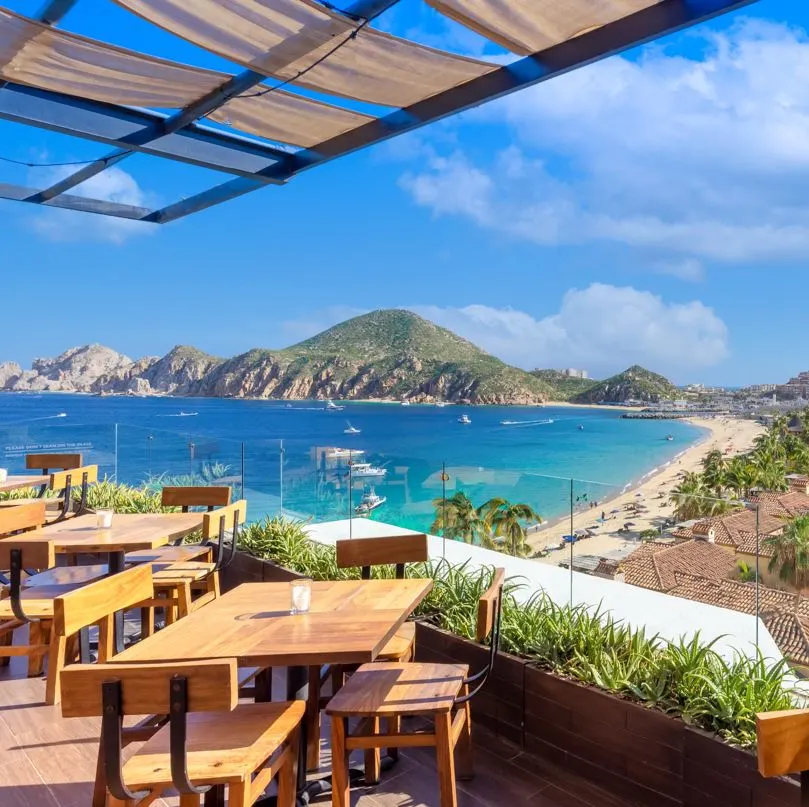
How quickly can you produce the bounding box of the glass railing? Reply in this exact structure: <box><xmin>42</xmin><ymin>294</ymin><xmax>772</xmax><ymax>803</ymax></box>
<box><xmin>0</xmin><ymin>419</ymin><xmax>796</xmax><ymax>667</ymax></box>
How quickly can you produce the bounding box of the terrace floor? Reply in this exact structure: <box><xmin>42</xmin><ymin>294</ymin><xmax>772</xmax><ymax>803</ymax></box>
<box><xmin>0</xmin><ymin>657</ymin><xmax>638</xmax><ymax>807</ymax></box>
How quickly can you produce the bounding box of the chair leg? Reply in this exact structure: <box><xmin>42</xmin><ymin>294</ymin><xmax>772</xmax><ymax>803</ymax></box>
<box><xmin>364</xmin><ymin>717</ymin><xmax>381</xmax><ymax>786</ymax></box>
<box><xmin>387</xmin><ymin>715</ymin><xmax>401</xmax><ymax>762</ymax></box>
<box><xmin>92</xmin><ymin>740</ymin><xmax>107</xmax><ymax>807</ymax></box>
<box><xmin>0</xmin><ymin>625</ymin><xmax>11</xmax><ymax>667</ymax></box>
<box><xmin>225</xmin><ymin>782</ymin><xmax>249</xmax><ymax>807</ymax></box>
<box><xmin>305</xmin><ymin>666</ymin><xmax>322</xmax><ymax>771</ymax></box>
<box><xmin>455</xmin><ymin>699</ymin><xmax>474</xmax><ymax>781</ymax></box>
<box><xmin>140</xmin><ymin>606</ymin><xmax>154</xmax><ymax>639</ymax></box>
<box><xmin>331</xmin><ymin>716</ymin><xmax>350</xmax><ymax>807</ymax></box>
<box><xmin>45</xmin><ymin>633</ymin><xmax>67</xmax><ymax>705</ymax></box>
<box><xmin>176</xmin><ymin>582</ymin><xmax>193</xmax><ymax>620</ymax></box>
<box><xmin>97</xmin><ymin>615</ymin><xmax>114</xmax><ymax>662</ymax></box>
<box><xmin>27</xmin><ymin>621</ymin><xmax>46</xmax><ymax>677</ymax></box>
<box><xmin>179</xmin><ymin>795</ymin><xmax>202</xmax><ymax>807</ymax></box>
<box><xmin>277</xmin><ymin>727</ymin><xmax>300</xmax><ymax>807</ymax></box>
<box><xmin>435</xmin><ymin>711</ymin><xmax>458</xmax><ymax>807</ymax></box>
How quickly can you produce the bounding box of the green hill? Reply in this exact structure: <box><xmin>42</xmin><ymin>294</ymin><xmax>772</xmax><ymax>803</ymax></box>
<box><xmin>531</xmin><ymin>370</ymin><xmax>598</xmax><ymax>401</ymax></box>
<box><xmin>571</xmin><ymin>365</ymin><xmax>677</xmax><ymax>404</ymax></box>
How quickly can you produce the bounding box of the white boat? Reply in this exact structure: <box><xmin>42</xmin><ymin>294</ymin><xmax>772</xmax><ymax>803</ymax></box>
<box><xmin>666</xmin><ymin>434</ymin><xmax>674</xmax><ymax>441</ymax></box>
<box><xmin>500</xmin><ymin>418</ymin><xmax>554</xmax><ymax>426</ymax></box>
<box><xmin>435</xmin><ymin>401</ymin><xmax>449</xmax><ymax>408</ymax></box>
<box><xmin>578</xmin><ymin>424</ymin><xmax>585</xmax><ymax>430</ymax></box>
<box><xmin>457</xmin><ymin>414</ymin><xmax>471</xmax><ymax>424</ymax></box>
<box><xmin>355</xmin><ymin>487</ymin><xmax>386</xmax><ymax>515</ymax></box>
<box><xmin>401</xmin><ymin>400</ymin><xmax>411</xmax><ymax>406</ymax></box>
<box><xmin>325</xmin><ymin>399</ymin><xmax>344</xmax><ymax>411</ymax></box>
<box><xmin>348</xmin><ymin>462</ymin><xmax>387</xmax><ymax>479</ymax></box>
<box><xmin>344</xmin><ymin>421</ymin><xmax>361</xmax><ymax>435</ymax></box>
<box><xmin>324</xmin><ymin>447</ymin><xmax>364</xmax><ymax>460</ymax></box>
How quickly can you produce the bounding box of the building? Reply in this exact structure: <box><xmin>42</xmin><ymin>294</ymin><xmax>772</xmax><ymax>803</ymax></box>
<box><xmin>564</xmin><ymin>368</ymin><xmax>589</xmax><ymax>379</ymax></box>
<box><xmin>748</xmin><ymin>488</ymin><xmax>809</xmax><ymax>519</ymax></box>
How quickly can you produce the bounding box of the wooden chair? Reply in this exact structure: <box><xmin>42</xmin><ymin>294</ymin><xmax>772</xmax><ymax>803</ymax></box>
<box><xmin>302</xmin><ymin>534</ymin><xmax>430</xmax><ymax>769</ymax></box>
<box><xmin>137</xmin><ymin>500</ymin><xmax>245</xmax><ymax>637</ymax></box>
<box><xmin>0</xmin><ymin>454</ymin><xmax>90</xmax><ymax>519</ymax></box>
<box><xmin>124</xmin><ymin>485</ymin><xmax>231</xmax><ymax>566</ymax></box>
<box><xmin>756</xmin><ymin>708</ymin><xmax>809</xmax><ymax>799</ymax></box>
<box><xmin>326</xmin><ymin>567</ymin><xmax>505</xmax><ymax>807</ymax></box>
<box><xmin>60</xmin><ymin>658</ymin><xmax>304</xmax><ymax>807</ymax></box>
<box><xmin>0</xmin><ymin>539</ymin><xmax>153</xmax><ymax>703</ymax></box>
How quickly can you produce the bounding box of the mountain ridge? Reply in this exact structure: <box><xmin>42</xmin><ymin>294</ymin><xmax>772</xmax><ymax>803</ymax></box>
<box><xmin>1</xmin><ymin>310</ymin><xmax>554</xmax><ymax>404</ymax></box>
<box><xmin>570</xmin><ymin>365</ymin><xmax>677</xmax><ymax>404</ymax></box>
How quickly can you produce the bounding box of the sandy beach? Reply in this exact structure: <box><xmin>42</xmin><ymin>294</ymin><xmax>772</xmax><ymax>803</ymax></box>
<box><xmin>526</xmin><ymin>416</ymin><xmax>764</xmax><ymax>564</ymax></box>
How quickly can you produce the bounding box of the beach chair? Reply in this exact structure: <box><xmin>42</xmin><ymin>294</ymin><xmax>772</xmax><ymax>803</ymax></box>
<box><xmin>60</xmin><ymin>658</ymin><xmax>304</xmax><ymax>807</ymax></box>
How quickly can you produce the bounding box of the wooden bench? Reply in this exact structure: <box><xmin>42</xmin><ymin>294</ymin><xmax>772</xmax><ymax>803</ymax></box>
<box><xmin>60</xmin><ymin>658</ymin><xmax>304</xmax><ymax>807</ymax></box>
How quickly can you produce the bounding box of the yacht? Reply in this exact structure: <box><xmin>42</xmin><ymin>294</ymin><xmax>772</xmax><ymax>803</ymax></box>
<box><xmin>666</xmin><ymin>434</ymin><xmax>674</xmax><ymax>441</ymax></box>
<box><xmin>325</xmin><ymin>399</ymin><xmax>344</xmax><ymax>411</ymax></box>
<box><xmin>324</xmin><ymin>447</ymin><xmax>364</xmax><ymax>460</ymax></box>
<box><xmin>347</xmin><ymin>462</ymin><xmax>387</xmax><ymax>479</ymax></box>
<box><xmin>344</xmin><ymin>421</ymin><xmax>361</xmax><ymax>435</ymax></box>
<box><xmin>457</xmin><ymin>414</ymin><xmax>471</xmax><ymax>424</ymax></box>
<box><xmin>355</xmin><ymin>487</ymin><xmax>386</xmax><ymax>515</ymax></box>
<box><xmin>578</xmin><ymin>424</ymin><xmax>585</xmax><ymax>431</ymax></box>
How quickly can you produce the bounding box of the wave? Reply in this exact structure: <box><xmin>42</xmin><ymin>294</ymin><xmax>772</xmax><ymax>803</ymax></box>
<box><xmin>157</xmin><ymin>412</ymin><xmax>199</xmax><ymax>417</ymax></box>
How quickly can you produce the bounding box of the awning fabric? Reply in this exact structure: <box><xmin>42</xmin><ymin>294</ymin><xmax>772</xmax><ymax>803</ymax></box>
<box><xmin>112</xmin><ymin>0</ymin><xmax>496</xmax><ymax>107</ymax></box>
<box><xmin>425</xmin><ymin>0</ymin><xmax>663</xmax><ymax>55</ymax></box>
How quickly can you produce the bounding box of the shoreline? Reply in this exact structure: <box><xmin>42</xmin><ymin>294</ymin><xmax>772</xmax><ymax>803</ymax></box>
<box><xmin>526</xmin><ymin>415</ymin><xmax>764</xmax><ymax>562</ymax></box>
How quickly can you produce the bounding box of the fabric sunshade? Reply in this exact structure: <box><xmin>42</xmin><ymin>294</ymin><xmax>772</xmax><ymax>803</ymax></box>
<box><xmin>426</xmin><ymin>0</ymin><xmax>663</xmax><ymax>55</ymax></box>
<box><xmin>112</xmin><ymin>0</ymin><xmax>496</xmax><ymax>107</ymax></box>
<box><xmin>213</xmin><ymin>90</ymin><xmax>373</xmax><ymax>149</ymax></box>
<box><xmin>0</xmin><ymin>6</ymin><xmax>225</xmax><ymax>107</ymax></box>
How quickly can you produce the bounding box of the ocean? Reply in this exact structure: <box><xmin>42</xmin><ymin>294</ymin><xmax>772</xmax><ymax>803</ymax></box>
<box><xmin>0</xmin><ymin>393</ymin><xmax>705</xmax><ymax>532</ymax></box>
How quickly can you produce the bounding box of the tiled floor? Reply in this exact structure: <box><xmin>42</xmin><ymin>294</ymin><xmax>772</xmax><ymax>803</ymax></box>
<box><xmin>1</xmin><ymin>658</ymin><xmax>637</xmax><ymax>807</ymax></box>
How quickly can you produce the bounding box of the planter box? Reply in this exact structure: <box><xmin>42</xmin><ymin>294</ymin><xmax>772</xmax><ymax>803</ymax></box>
<box><xmin>225</xmin><ymin>552</ymin><xmax>801</xmax><ymax>807</ymax></box>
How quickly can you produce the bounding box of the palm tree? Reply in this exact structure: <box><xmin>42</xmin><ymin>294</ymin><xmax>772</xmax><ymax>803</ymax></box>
<box><xmin>724</xmin><ymin>456</ymin><xmax>760</xmax><ymax>499</ymax></box>
<box><xmin>479</xmin><ymin>497</ymin><xmax>542</xmax><ymax>557</ymax></box>
<box><xmin>752</xmin><ymin>454</ymin><xmax>787</xmax><ymax>492</ymax></box>
<box><xmin>701</xmin><ymin>450</ymin><xmax>728</xmax><ymax>494</ymax></box>
<box><xmin>670</xmin><ymin>472</ymin><xmax>709</xmax><ymax>521</ymax></box>
<box><xmin>764</xmin><ymin>514</ymin><xmax>809</xmax><ymax>589</ymax></box>
<box><xmin>430</xmin><ymin>491</ymin><xmax>486</xmax><ymax>544</ymax></box>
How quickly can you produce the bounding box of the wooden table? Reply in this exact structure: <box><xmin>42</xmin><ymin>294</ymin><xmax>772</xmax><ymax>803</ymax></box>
<box><xmin>0</xmin><ymin>474</ymin><xmax>48</xmax><ymax>493</ymax></box>
<box><xmin>114</xmin><ymin>578</ymin><xmax>433</xmax><ymax>796</ymax></box>
<box><xmin>23</xmin><ymin>512</ymin><xmax>204</xmax><ymax>571</ymax></box>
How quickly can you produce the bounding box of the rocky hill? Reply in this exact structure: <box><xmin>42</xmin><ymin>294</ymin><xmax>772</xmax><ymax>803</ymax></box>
<box><xmin>570</xmin><ymin>365</ymin><xmax>677</xmax><ymax>404</ymax></box>
<box><xmin>531</xmin><ymin>370</ymin><xmax>598</xmax><ymax>401</ymax></box>
<box><xmin>1</xmin><ymin>310</ymin><xmax>553</xmax><ymax>404</ymax></box>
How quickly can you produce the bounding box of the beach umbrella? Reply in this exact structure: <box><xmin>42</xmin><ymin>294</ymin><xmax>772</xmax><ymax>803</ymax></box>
<box><xmin>563</xmin><ymin>534</ymin><xmax>577</xmax><ymax>543</ymax></box>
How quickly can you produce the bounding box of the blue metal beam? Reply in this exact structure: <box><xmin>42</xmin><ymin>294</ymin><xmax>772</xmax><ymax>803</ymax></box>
<box><xmin>0</xmin><ymin>84</ymin><xmax>289</xmax><ymax>179</ymax></box>
<box><xmin>34</xmin><ymin>0</ymin><xmax>402</xmax><ymax>202</ymax></box>
<box><xmin>0</xmin><ymin>182</ymin><xmax>150</xmax><ymax>219</ymax></box>
<box><xmin>149</xmin><ymin>0</ymin><xmax>759</xmax><ymax>224</ymax></box>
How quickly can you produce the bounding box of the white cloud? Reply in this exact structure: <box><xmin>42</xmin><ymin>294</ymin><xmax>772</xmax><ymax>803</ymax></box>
<box><xmin>399</xmin><ymin>20</ymin><xmax>809</xmax><ymax>266</ymax></box>
<box><xmin>28</xmin><ymin>166</ymin><xmax>156</xmax><ymax>244</ymax></box>
<box><xmin>281</xmin><ymin>285</ymin><xmax>728</xmax><ymax>379</ymax></box>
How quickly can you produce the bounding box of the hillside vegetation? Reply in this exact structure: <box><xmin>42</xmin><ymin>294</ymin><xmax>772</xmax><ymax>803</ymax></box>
<box><xmin>571</xmin><ymin>365</ymin><xmax>678</xmax><ymax>404</ymax></box>
<box><xmin>531</xmin><ymin>370</ymin><xmax>598</xmax><ymax>401</ymax></box>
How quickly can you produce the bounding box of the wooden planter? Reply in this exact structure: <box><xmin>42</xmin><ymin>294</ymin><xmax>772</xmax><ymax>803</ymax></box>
<box><xmin>226</xmin><ymin>552</ymin><xmax>800</xmax><ymax>807</ymax></box>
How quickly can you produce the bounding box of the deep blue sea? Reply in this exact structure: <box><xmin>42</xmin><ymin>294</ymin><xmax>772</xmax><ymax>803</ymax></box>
<box><xmin>0</xmin><ymin>393</ymin><xmax>705</xmax><ymax>531</ymax></box>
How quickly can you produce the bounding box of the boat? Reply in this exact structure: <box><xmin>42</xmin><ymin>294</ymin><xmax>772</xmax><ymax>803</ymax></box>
<box><xmin>500</xmin><ymin>418</ymin><xmax>554</xmax><ymax>426</ymax></box>
<box><xmin>325</xmin><ymin>399</ymin><xmax>344</xmax><ymax>411</ymax></box>
<box><xmin>666</xmin><ymin>434</ymin><xmax>674</xmax><ymax>441</ymax></box>
<box><xmin>401</xmin><ymin>400</ymin><xmax>411</xmax><ymax>407</ymax></box>
<box><xmin>435</xmin><ymin>401</ymin><xmax>449</xmax><ymax>408</ymax></box>
<box><xmin>457</xmin><ymin>414</ymin><xmax>471</xmax><ymax>424</ymax></box>
<box><xmin>347</xmin><ymin>462</ymin><xmax>387</xmax><ymax>479</ymax></box>
<box><xmin>355</xmin><ymin>486</ymin><xmax>386</xmax><ymax>515</ymax></box>
<box><xmin>323</xmin><ymin>447</ymin><xmax>364</xmax><ymax>460</ymax></box>
<box><xmin>344</xmin><ymin>421</ymin><xmax>361</xmax><ymax>435</ymax></box>
<box><xmin>577</xmin><ymin>424</ymin><xmax>585</xmax><ymax>430</ymax></box>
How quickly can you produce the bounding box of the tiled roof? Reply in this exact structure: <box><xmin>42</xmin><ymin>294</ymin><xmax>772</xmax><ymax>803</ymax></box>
<box><xmin>672</xmin><ymin>509</ymin><xmax>783</xmax><ymax>557</ymax></box>
<box><xmin>761</xmin><ymin>611</ymin><xmax>809</xmax><ymax>667</ymax></box>
<box><xmin>621</xmin><ymin>539</ymin><xmax>737</xmax><ymax>592</ymax></box>
<box><xmin>593</xmin><ymin>558</ymin><xmax>620</xmax><ymax>578</ymax></box>
<box><xmin>749</xmin><ymin>491</ymin><xmax>809</xmax><ymax>519</ymax></box>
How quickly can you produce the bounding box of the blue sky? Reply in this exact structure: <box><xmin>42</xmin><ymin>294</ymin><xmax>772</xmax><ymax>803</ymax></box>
<box><xmin>1</xmin><ymin>0</ymin><xmax>807</xmax><ymax>386</ymax></box>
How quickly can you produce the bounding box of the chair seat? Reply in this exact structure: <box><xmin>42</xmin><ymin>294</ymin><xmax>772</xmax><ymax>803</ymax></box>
<box><xmin>326</xmin><ymin>662</ymin><xmax>469</xmax><ymax>718</ymax></box>
<box><xmin>122</xmin><ymin>701</ymin><xmax>305</xmax><ymax>789</ymax></box>
<box><xmin>377</xmin><ymin>621</ymin><xmax>416</xmax><ymax>660</ymax></box>
<box><xmin>151</xmin><ymin>562</ymin><xmax>216</xmax><ymax>584</ymax></box>
<box><xmin>23</xmin><ymin>564</ymin><xmax>109</xmax><ymax>588</ymax></box>
<box><xmin>126</xmin><ymin>544</ymin><xmax>212</xmax><ymax>565</ymax></box>
<box><xmin>0</xmin><ymin>583</ymin><xmax>86</xmax><ymax>619</ymax></box>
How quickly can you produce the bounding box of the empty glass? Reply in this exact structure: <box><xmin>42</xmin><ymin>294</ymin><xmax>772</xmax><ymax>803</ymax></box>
<box><xmin>96</xmin><ymin>508</ymin><xmax>114</xmax><ymax>529</ymax></box>
<box><xmin>290</xmin><ymin>578</ymin><xmax>312</xmax><ymax>614</ymax></box>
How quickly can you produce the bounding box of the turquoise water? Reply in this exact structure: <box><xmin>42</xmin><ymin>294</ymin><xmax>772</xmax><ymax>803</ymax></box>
<box><xmin>0</xmin><ymin>393</ymin><xmax>705</xmax><ymax>531</ymax></box>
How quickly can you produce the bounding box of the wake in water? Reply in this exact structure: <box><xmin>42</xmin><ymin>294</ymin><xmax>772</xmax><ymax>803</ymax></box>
<box><xmin>0</xmin><ymin>412</ymin><xmax>68</xmax><ymax>425</ymax></box>
<box><xmin>156</xmin><ymin>412</ymin><xmax>199</xmax><ymax>417</ymax></box>
<box><xmin>499</xmin><ymin>418</ymin><xmax>555</xmax><ymax>427</ymax></box>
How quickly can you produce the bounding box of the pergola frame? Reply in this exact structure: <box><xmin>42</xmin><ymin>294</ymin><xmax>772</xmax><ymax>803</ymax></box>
<box><xmin>0</xmin><ymin>0</ymin><xmax>758</xmax><ymax>223</ymax></box>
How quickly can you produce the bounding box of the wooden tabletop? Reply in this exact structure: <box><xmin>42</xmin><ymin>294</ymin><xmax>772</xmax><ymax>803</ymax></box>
<box><xmin>16</xmin><ymin>512</ymin><xmax>204</xmax><ymax>554</ymax></box>
<box><xmin>113</xmin><ymin>578</ymin><xmax>433</xmax><ymax>668</ymax></box>
<box><xmin>0</xmin><ymin>474</ymin><xmax>48</xmax><ymax>493</ymax></box>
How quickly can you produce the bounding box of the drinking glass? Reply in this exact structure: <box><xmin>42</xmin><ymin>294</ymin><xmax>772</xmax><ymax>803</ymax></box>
<box><xmin>96</xmin><ymin>508</ymin><xmax>114</xmax><ymax>529</ymax></box>
<box><xmin>290</xmin><ymin>578</ymin><xmax>312</xmax><ymax>614</ymax></box>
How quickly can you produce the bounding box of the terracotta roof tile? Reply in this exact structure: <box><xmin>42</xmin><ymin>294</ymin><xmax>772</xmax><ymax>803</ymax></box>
<box><xmin>749</xmin><ymin>491</ymin><xmax>809</xmax><ymax>519</ymax></box>
<box><xmin>761</xmin><ymin>611</ymin><xmax>809</xmax><ymax>667</ymax></box>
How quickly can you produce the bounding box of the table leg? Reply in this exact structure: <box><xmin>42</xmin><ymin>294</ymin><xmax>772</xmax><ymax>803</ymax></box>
<box><xmin>108</xmin><ymin>552</ymin><xmax>126</xmax><ymax>654</ymax></box>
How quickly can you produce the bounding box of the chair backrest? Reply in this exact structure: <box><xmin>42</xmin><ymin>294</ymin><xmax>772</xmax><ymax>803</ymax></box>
<box><xmin>61</xmin><ymin>659</ymin><xmax>238</xmax><ymax>801</ymax></box>
<box><xmin>0</xmin><ymin>501</ymin><xmax>47</xmax><ymax>537</ymax></box>
<box><xmin>54</xmin><ymin>563</ymin><xmax>154</xmax><ymax>640</ymax></box>
<box><xmin>49</xmin><ymin>465</ymin><xmax>99</xmax><ymax>519</ymax></box>
<box><xmin>455</xmin><ymin>567</ymin><xmax>505</xmax><ymax>706</ymax></box>
<box><xmin>0</xmin><ymin>538</ymin><xmax>55</xmax><ymax>624</ymax></box>
<box><xmin>202</xmin><ymin>500</ymin><xmax>246</xmax><ymax>571</ymax></box>
<box><xmin>161</xmin><ymin>486</ymin><xmax>231</xmax><ymax>512</ymax></box>
<box><xmin>335</xmin><ymin>533</ymin><xmax>429</xmax><ymax>579</ymax></box>
<box><xmin>756</xmin><ymin>709</ymin><xmax>809</xmax><ymax>778</ymax></box>
<box><xmin>26</xmin><ymin>453</ymin><xmax>83</xmax><ymax>472</ymax></box>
